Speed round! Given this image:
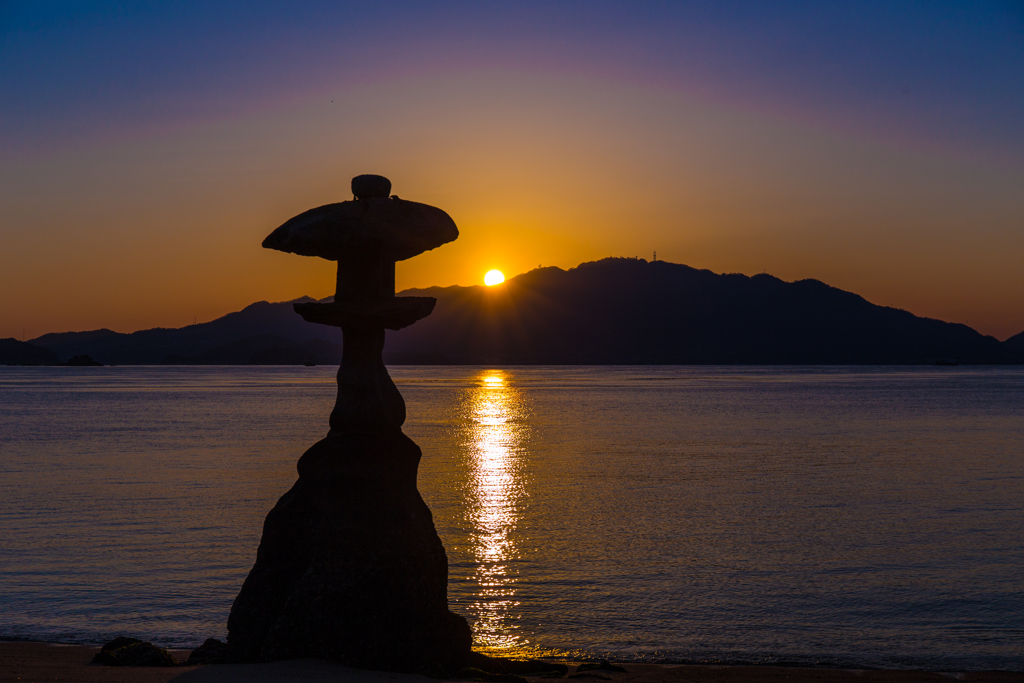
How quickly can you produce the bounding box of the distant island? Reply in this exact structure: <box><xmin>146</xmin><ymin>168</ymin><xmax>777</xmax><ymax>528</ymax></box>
<box><xmin>6</xmin><ymin>258</ymin><xmax>1024</xmax><ymax>365</ymax></box>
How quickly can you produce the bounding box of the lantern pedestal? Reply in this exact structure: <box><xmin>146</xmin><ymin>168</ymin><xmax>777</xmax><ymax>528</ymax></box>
<box><xmin>227</xmin><ymin>430</ymin><xmax>471</xmax><ymax>673</ymax></box>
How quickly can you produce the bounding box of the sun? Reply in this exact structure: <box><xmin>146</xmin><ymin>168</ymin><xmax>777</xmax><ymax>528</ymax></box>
<box><xmin>484</xmin><ymin>269</ymin><xmax>505</xmax><ymax>286</ymax></box>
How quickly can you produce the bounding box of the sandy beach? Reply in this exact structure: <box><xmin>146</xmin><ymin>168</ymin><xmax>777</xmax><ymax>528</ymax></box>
<box><xmin>3</xmin><ymin>643</ymin><xmax>1022</xmax><ymax>683</ymax></box>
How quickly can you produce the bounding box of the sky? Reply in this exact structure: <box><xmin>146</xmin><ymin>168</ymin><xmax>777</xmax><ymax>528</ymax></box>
<box><xmin>2</xmin><ymin>1</ymin><xmax>1023</xmax><ymax>340</ymax></box>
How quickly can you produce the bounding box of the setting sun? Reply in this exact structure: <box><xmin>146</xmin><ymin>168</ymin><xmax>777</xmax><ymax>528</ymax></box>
<box><xmin>484</xmin><ymin>270</ymin><xmax>505</xmax><ymax>286</ymax></box>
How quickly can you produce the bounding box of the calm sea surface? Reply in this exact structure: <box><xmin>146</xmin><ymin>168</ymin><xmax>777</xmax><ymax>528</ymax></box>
<box><xmin>1</xmin><ymin>366</ymin><xmax>1022</xmax><ymax>670</ymax></box>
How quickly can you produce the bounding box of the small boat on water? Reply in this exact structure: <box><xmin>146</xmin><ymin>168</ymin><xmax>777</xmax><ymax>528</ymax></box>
<box><xmin>935</xmin><ymin>358</ymin><xmax>960</xmax><ymax>366</ymax></box>
<box><xmin>304</xmin><ymin>357</ymin><xmax>317</xmax><ymax>367</ymax></box>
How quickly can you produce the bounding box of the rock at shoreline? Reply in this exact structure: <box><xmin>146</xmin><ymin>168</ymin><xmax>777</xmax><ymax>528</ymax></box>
<box><xmin>186</xmin><ymin>637</ymin><xmax>228</xmax><ymax>665</ymax></box>
<box><xmin>90</xmin><ymin>637</ymin><xmax>175</xmax><ymax>667</ymax></box>
<box><xmin>457</xmin><ymin>667</ymin><xmax>529</xmax><ymax>683</ymax></box>
<box><xmin>464</xmin><ymin>652</ymin><xmax>569</xmax><ymax>677</ymax></box>
<box><xmin>456</xmin><ymin>657</ymin><xmax>572</xmax><ymax>681</ymax></box>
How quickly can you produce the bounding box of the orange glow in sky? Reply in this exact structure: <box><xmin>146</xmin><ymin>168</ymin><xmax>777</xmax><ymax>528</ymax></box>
<box><xmin>1</xmin><ymin>6</ymin><xmax>1022</xmax><ymax>341</ymax></box>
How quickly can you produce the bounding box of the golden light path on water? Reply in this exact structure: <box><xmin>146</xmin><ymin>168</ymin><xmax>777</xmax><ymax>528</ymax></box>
<box><xmin>463</xmin><ymin>369</ymin><xmax>530</xmax><ymax>655</ymax></box>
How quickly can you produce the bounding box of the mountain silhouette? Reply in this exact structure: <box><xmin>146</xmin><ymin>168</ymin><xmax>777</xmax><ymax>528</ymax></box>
<box><xmin>27</xmin><ymin>258</ymin><xmax>1024</xmax><ymax>365</ymax></box>
<box><xmin>386</xmin><ymin>258</ymin><xmax>1016</xmax><ymax>364</ymax></box>
<box><xmin>160</xmin><ymin>334</ymin><xmax>343</xmax><ymax>366</ymax></box>
<box><xmin>30</xmin><ymin>297</ymin><xmax>337</xmax><ymax>365</ymax></box>
<box><xmin>1</xmin><ymin>338</ymin><xmax>60</xmax><ymax>365</ymax></box>
<box><xmin>1004</xmin><ymin>329</ymin><xmax>1024</xmax><ymax>358</ymax></box>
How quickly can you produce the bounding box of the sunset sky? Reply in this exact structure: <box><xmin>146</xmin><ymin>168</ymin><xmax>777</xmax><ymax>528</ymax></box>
<box><xmin>2</xmin><ymin>1</ymin><xmax>1022</xmax><ymax>340</ymax></box>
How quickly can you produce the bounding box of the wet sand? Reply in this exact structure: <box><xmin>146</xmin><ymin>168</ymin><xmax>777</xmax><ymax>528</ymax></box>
<box><xmin>2</xmin><ymin>643</ymin><xmax>1022</xmax><ymax>683</ymax></box>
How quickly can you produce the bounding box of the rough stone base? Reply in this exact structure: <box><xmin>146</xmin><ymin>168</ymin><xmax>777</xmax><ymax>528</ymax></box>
<box><xmin>227</xmin><ymin>431</ymin><xmax>471</xmax><ymax>674</ymax></box>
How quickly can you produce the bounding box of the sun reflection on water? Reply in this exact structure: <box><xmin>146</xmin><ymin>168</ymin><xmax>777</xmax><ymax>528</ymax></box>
<box><xmin>464</xmin><ymin>369</ymin><xmax>530</xmax><ymax>655</ymax></box>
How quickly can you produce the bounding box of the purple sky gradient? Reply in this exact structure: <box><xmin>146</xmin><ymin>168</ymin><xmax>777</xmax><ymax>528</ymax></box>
<box><xmin>3</xmin><ymin>2</ymin><xmax>1021</xmax><ymax>161</ymax></box>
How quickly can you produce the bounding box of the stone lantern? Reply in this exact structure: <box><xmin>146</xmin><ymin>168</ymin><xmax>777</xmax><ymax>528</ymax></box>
<box><xmin>227</xmin><ymin>175</ymin><xmax>471</xmax><ymax>673</ymax></box>
<box><xmin>261</xmin><ymin>173</ymin><xmax>457</xmax><ymax>433</ymax></box>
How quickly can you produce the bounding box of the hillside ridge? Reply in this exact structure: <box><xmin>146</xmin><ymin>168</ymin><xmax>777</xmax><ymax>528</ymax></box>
<box><xmin>21</xmin><ymin>258</ymin><xmax>1021</xmax><ymax>365</ymax></box>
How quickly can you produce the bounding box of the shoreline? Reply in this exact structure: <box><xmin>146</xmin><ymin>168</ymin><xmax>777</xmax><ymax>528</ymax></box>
<box><xmin>3</xmin><ymin>642</ymin><xmax>1022</xmax><ymax>683</ymax></box>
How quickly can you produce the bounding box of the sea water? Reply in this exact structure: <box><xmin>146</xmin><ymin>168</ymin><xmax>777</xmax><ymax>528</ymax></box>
<box><xmin>0</xmin><ymin>366</ymin><xmax>1021</xmax><ymax>671</ymax></box>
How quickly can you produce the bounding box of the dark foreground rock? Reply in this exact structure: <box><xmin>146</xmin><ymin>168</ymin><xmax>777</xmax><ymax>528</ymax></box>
<box><xmin>90</xmin><ymin>637</ymin><xmax>175</xmax><ymax>667</ymax></box>
<box><xmin>227</xmin><ymin>430</ymin><xmax>471</xmax><ymax>673</ymax></box>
